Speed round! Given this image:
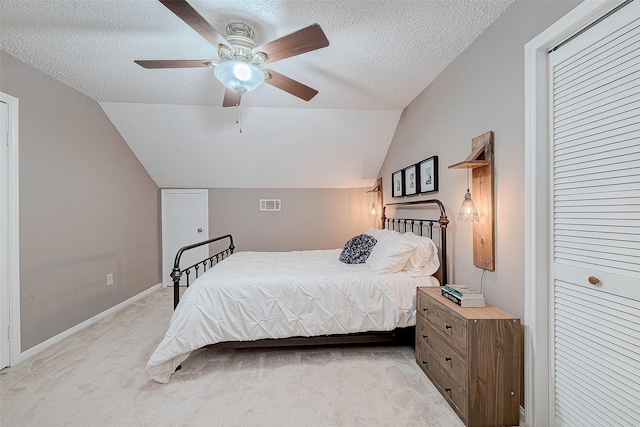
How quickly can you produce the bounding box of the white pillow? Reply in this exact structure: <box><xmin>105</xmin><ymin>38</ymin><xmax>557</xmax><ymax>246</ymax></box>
<box><xmin>365</xmin><ymin>228</ymin><xmax>400</xmax><ymax>240</ymax></box>
<box><xmin>402</xmin><ymin>232</ymin><xmax>440</xmax><ymax>277</ymax></box>
<box><xmin>365</xmin><ymin>231</ymin><xmax>417</xmax><ymax>273</ymax></box>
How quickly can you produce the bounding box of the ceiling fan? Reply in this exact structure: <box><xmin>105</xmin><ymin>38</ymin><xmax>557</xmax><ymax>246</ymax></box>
<box><xmin>135</xmin><ymin>0</ymin><xmax>330</xmax><ymax>107</ymax></box>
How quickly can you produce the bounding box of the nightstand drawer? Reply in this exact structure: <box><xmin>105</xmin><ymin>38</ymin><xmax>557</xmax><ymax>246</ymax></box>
<box><xmin>418</xmin><ymin>292</ymin><xmax>467</xmax><ymax>355</ymax></box>
<box><xmin>423</xmin><ymin>329</ymin><xmax>466</xmax><ymax>388</ymax></box>
<box><xmin>416</xmin><ymin>320</ymin><xmax>432</xmax><ymax>347</ymax></box>
<box><xmin>416</xmin><ymin>341</ymin><xmax>430</xmax><ymax>373</ymax></box>
<box><xmin>417</xmin><ymin>290</ymin><xmax>436</xmax><ymax>319</ymax></box>
<box><xmin>417</xmin><ymin>342</ymin><xmax>466</xmax><ymax>420</ymax></box>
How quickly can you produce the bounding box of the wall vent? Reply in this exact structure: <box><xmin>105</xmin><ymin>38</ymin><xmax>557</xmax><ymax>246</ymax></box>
<box><xmin>260</xmin><ymin>199</ymin><xmax>281</xmax><ymax>211</ymax></box>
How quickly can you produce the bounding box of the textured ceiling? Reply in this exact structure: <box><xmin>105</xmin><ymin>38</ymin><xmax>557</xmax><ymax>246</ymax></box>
<box><xmin>0</xmin><ymin>0</ymin><xmax>514</xmax><ymax>188</ymax></box>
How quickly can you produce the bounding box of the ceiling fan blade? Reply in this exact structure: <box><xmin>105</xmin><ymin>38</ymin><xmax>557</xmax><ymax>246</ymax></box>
<box><xmin>223</xmin><ymin>89</ymin><xmax>242</xmax><ymax>107</ymax></box>
<box><xmin>254</xmin><ymin>24</ymin><xmax>329</xmax><ymax>64</ymax></box>
<box><xmin>264</xmin><ymin>69</ymin><xmax>318</xmax><ymax>101</ymax></box>
<box><xmin>159</xmin><ymin>0</ymin><xmax>230</xmax><ymax>49</ymax></box>
<box><xmin>134</xmin><ymin>60</ymin><xmax>212</xmax><ymax>69</ymax></box>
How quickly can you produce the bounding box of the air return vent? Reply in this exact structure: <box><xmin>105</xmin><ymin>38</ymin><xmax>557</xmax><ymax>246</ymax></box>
<box><xmin>260</xmin><ymin>199</ymin><xmax>281</xmax><ymax>211</ymax></box>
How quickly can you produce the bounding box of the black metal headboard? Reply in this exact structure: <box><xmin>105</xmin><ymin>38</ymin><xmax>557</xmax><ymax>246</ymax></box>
<box><xmin>381</xmin><ymin>199</ymin><xmax>449</xmax><ymax>286</ymax></box>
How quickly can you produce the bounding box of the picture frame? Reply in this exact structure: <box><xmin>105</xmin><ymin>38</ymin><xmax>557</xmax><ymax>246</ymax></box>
<box><xmin>403</xmin><ymin>164</ymin><xmax>419</xmax><ymax>196</ymax></box>
<box><xmin>392</xmin><ymin>170</ymin><xmax>404</xmax><ymax>197</ymax></box>
<box><xmin>418</xmin><ymin>156</ymin><xmax>439</xmax><ymax>193</ymax></box>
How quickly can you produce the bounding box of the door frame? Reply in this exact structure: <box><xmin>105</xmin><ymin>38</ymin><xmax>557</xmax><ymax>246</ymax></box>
<box><xmin>523</xmin><ymin>1</ymin><xmax>626</xmax><ymax>425</ymax></box>
<box><xmin>0</xmin><ymin>91</ymin><xmax>21</xmax><ymax>367</ymax></box>
<box><xmin>161</xmin><ymin>189</ymin><xmax>209</xmax><ymax>287</ymax></box>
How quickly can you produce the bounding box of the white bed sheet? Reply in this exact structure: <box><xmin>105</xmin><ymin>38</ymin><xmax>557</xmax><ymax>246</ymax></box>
<box><xmin>146</xmin><ymin>249</ymin><xmax>439</xmax><ymax>383</ymax></box>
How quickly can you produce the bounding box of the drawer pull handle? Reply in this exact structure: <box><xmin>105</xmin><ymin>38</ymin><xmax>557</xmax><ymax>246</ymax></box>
<box><xmin>422</xmin><ymin>334</ymin><xmax>428</xmax><ymax>339</ymax></box>
<box><xmin>588</xmin><ymin>276</ymin><xmax>601</xmax><ymax>286</ymax></box>
<box><xmin>445</xmin><ymin>325</ymin><xmax>452</xmax><ymax>330</ymax></box>
<box><xmin>422</xmin><ymin>308</ymin><xmax>429</xmax><ymax>312</ymax></box>
<box><xmin>445</xmin><ymin>357</ymin><xmax>452</xmax><ymax>362</ymax></box>
<box><xmin>422</xmin><ymin>361</ymin><xmax>428</xmax><ymax>365</ymax></box>
<box><xmin>445</xmin><ymin>388</ymin><xmax>451</xmax><ymax>393</ymax></box>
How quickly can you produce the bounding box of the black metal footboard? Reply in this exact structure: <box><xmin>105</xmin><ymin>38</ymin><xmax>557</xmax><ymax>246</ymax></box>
<box><xmin>171</xmin><ymin>234</ymin><xmax>235</xmax><ymax>309</ymax></box>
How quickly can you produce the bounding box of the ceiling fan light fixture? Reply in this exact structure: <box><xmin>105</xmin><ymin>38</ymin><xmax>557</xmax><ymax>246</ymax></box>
<box><xmin>214</xmin><ymin>60</ymin><xmax>265</xmax><ymax>94</ymax></box>
<box><xmin>135</xmin><ymin>2</ymin><xmax>329</xmax><ymax>106</ymax></box>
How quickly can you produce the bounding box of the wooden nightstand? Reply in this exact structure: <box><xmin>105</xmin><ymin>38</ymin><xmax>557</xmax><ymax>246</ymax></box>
<box><xmin>416</xmin><ymin>287</ymin><xmax>522</xmax><ymax>427</ymax></box>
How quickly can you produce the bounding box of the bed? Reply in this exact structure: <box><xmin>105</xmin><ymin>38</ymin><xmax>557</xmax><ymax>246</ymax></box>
<box><xmin>147</xmin><ymin>200</ymin><xmax>449</xmax><ymax>383</ymax></box>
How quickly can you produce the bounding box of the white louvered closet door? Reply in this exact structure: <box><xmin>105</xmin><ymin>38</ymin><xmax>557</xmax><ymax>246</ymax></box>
<box><xmin>550</xmin><ymin>2</ymin><xmax>640</xmax><ymax>426</ymax></box>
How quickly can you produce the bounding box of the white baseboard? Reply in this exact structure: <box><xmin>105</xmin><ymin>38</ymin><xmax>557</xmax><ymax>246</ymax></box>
<box><xmin>20</xmin><ymin>283</ymin><xmax>162</xmax><ymax>361</ymax></box>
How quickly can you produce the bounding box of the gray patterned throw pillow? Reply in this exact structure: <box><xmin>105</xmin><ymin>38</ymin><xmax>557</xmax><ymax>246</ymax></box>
<box><xmin>339</xmin><ymin>234</ymin><xmax>377</xmax><ymax>264</ymax></box>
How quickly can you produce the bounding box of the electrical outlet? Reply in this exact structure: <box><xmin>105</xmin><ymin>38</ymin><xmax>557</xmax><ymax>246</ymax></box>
<box><xmin>106</xmin><ymin>273</ymin><xmax>113</xmax><ymax>286</ymax></box>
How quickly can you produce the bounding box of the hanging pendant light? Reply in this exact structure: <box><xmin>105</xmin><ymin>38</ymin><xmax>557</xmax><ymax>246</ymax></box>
<box><xmin>367</xmin><ymin>181</ymin><xmax>381</xmax><ymax>217</ymax></box>
<box><xmin>458</xmin><ymin>169</ymin><xmax>479</xmax><ymax>222</ymax></box>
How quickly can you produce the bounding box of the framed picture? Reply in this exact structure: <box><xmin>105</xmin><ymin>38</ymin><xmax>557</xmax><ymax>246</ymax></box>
<box><xmin>418</xmin><ymin>156</ymin><xmax>439</xmax><ymax>193</ymax></box>
<box><xmin>392</xmin><ymin>170</ymin><xmax>404</xmax><ymax>197</ymax></box>
<box><xmin>403</xmin><ymin>164</ymin><xmax>418</xmax><ymax>196</ymax></box>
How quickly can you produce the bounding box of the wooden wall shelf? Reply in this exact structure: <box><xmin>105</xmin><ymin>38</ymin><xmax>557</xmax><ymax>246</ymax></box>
<box><xmin>448</xmin><ymin>160</ymin><xmax>491</xmax><ymax>169</ymax></box>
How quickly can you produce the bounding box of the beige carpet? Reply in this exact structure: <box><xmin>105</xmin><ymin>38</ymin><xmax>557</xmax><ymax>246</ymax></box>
<box><xmin>0</xmin><ymin>288</ymin><xmax>464</xmax><ymax>427</ymax></box>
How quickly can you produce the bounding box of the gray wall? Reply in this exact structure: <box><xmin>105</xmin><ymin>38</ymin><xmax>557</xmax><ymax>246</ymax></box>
<box><xmin>208</xmin><ymin>187</ymin><xmax>376</xmax><ymax>252</ymax></box>
<box><xmin>379</xmin><ymin>0</ymin><xmax>581</xmax><ymax>318</ymax></box>
<box><xmin>0</xmin><ymin>52</ymin><xmax>161</xmax><ymax>351</ymax></box>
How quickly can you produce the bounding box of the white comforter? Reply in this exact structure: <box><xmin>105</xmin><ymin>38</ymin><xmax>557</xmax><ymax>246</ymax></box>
<box><xmin>146</xmin><ymin>249</ymin><xmax>438</xmax><ymax>383</ymax></box>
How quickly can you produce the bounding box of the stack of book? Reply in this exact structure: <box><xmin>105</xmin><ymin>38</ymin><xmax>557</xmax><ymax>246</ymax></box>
<box><xmin>441</xmin><ymin>284</ymin><xmax>485</xmax><ymax>307</ymax></box>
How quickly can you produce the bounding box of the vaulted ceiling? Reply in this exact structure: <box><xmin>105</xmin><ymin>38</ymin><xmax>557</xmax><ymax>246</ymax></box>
<box><xmin>0</xmin><ymin>0</ymin><xmax>514</xmax><ymax>188</ymax></box>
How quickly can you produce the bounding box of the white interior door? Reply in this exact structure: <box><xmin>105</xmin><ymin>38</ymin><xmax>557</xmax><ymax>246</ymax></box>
<box><xmin>0</xmin><ymin>100</ymin><xmax>9</xmax><ymax>370</ymax></box>
<box><xmin>550</xmin><ymin>2</ymin><xmax>640</xmax><ymax>425</ymax></box>
<box><xmin>161</xmin><ymin>189</ymin><xmax>209</xmax><ymax>286</ymax></box>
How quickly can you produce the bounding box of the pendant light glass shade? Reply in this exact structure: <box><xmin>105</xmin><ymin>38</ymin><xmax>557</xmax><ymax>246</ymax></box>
<box><xmin>370</xmin><ymin>194</ymin><xmax>377</xmax><ymax>216</ymax></box>
<box><xmin>458</xmin><ymin>190</ymin><xmax>480</xmax><ymax>222</ymax></box>
<box><xmin>458</xmin><ymin>168</ymin><xmax>479</xmax><ymax>222</ymax></box>
<box><xmin>214</xmin><ymin>61</ymin><xmax>265</xmax><ymax>94</ymax></box>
